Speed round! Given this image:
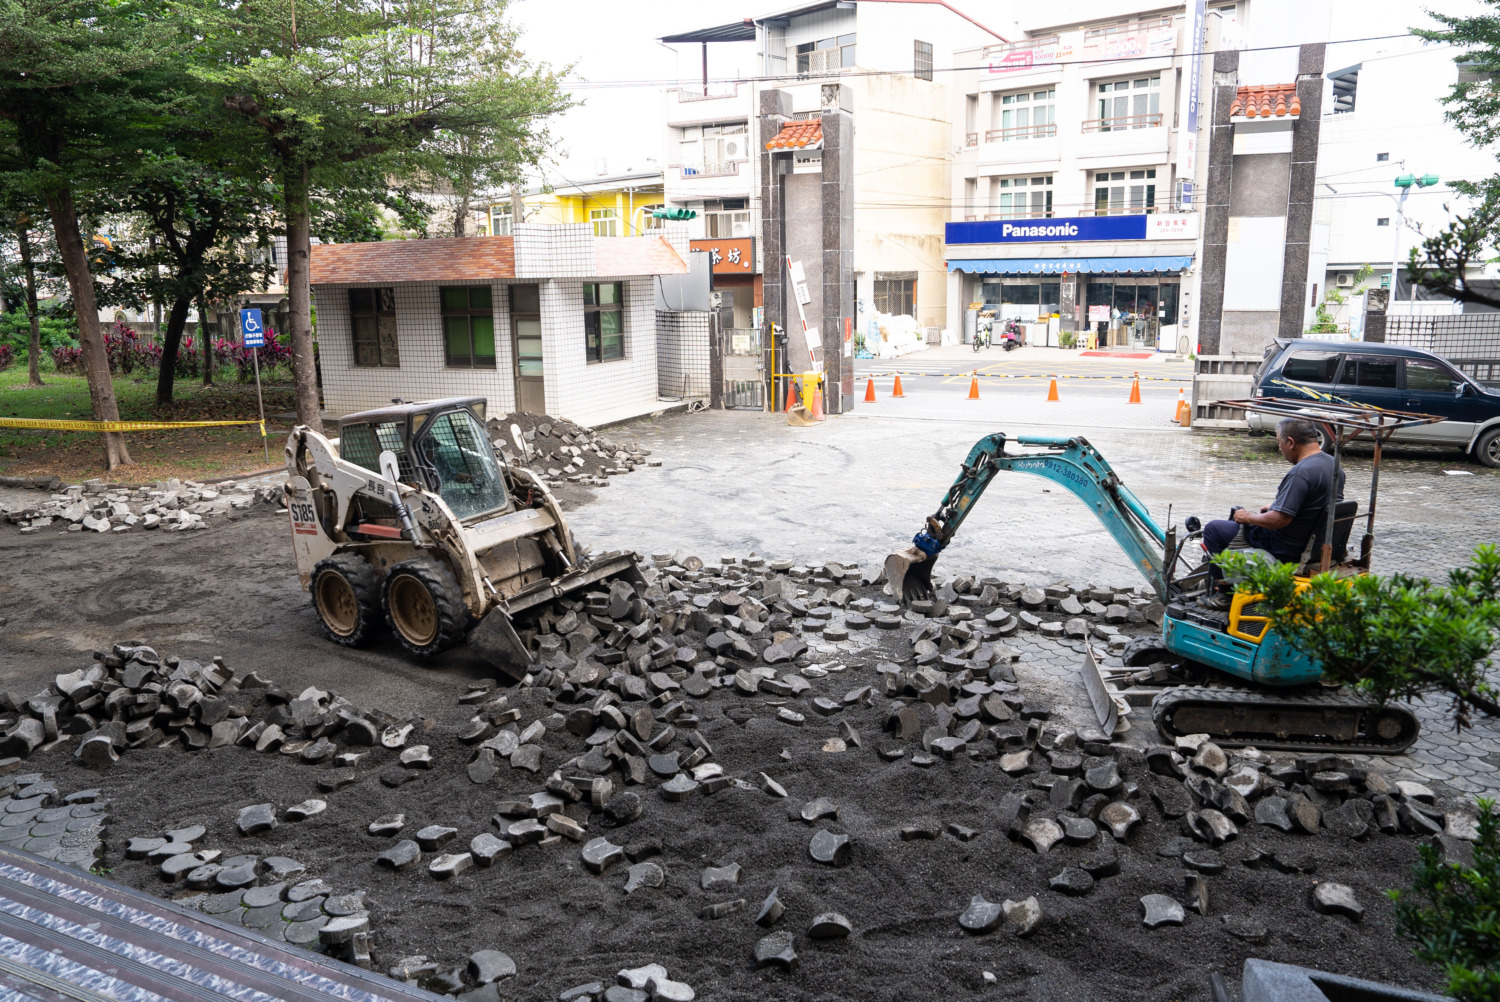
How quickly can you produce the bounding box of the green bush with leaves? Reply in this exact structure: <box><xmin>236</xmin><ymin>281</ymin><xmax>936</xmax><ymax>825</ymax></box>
<box><xmin>1216</xmin><ymin>546</ymin><xmax>1500</xmax><ymax>724</ymax></box>
<box><xmin>1391</xmin><ymin>799</ymin><xmax>1500</xmax><ymax>1001</ymax></box>
<box><xmin>0</xmin><ymin>308</ymin><xmax>77</xmax><ymax>356</ymax></box>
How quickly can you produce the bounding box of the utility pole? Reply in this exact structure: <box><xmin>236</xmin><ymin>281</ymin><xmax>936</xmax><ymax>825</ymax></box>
<box><xmin>1389</xmin><ymin>172</ymin><xmax>1438</xmax><ymax>314</ymax></box>
<box><xmin>510</xmin><ymin>187</ymin><xmax>523</xmax><ymax>228</ymax></box>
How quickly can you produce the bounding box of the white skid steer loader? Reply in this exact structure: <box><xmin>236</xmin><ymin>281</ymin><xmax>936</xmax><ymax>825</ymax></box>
<box><xmin>283</xmin><ymin>396</ymin><xmax>642</xmax><ymax>678</ymax></box>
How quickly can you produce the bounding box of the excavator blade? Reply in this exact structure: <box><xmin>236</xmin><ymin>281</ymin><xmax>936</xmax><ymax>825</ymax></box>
<box><xmin>885</xmin><ymin>545</ymin><xmax>937</xmax><ymax>605</ymax></box>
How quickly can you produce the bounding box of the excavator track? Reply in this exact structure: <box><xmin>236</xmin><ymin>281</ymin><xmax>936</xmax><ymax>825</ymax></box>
<box><xmin>1152</xmin><ymin>684</ymin><xmax>1420</xmax><ymax>754</ymax></box>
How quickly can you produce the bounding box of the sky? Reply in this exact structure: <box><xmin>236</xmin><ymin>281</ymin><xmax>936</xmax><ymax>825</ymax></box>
<box><xmin>504</xmin><ymin>0</ymin><xmax>1485</xmax><ymax>187</ymax></box>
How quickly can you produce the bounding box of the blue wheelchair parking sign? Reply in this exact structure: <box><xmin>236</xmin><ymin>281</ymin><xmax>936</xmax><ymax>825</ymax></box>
<box><xmin>240</xmin><ymin>309</ymin><xmax>265</xmax><ymax>347</ymax></box>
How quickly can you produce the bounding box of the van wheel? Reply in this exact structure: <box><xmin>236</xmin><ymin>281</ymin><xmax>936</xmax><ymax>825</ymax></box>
<box><xmin>311</xmin><ymin>555</ymin><xmax>382</xmax><ymax>646</ymax></box>
<box><xmin>383</xmin><ymin>557</ymin><xmax>468</xmax><ymax>657</ymax></box>
<box><xmin>1474</xmin><ymin>427</ymin><xmax>1500</xmax><ymax>469</ymax></box>
<box><xmin>1314</xmin><ymin>425</ymin><xmax>1337</xmax><ymax>455</ymax></box>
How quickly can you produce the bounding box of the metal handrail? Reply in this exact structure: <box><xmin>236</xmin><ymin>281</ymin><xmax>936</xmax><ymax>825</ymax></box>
<box><xmin>965</xmin><ymin>132</ymin><xmax>978</xmax><ymax>147</ymax></box>
<box><xmin>673</xmin><ymin>84</ymin><xmax>741</xmax><ymax>103</ymax></box>
<box><xmin>1082</xmin><ymin>113</ymin><xmax>1164</xmax><ymax>133</ymax></box>
<box><xmin>983</xmin><ymin>34</ymin><xmax>1060</xmax><ymax>57</ymax></box>
<box><xmin>983</xmin><ymin>123</ymin><xmax>1058</xmax><ymax>142</ymax></box>
<box><xmin>680</xmin><ymin>161</ymin><xmax>741</xmax><ymax>178</ymax></box>
<box><xmin>1080</xmin><ymin>206</ymin><xmax>1158</xmax><ymax>216</ymax></box>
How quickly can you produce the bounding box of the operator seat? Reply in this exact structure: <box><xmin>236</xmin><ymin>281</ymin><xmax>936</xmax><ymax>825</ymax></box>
<box><xmin>1296</xmin><ymin>500</ymin><xmax>1359</xmax><ymax>574</ymax></box>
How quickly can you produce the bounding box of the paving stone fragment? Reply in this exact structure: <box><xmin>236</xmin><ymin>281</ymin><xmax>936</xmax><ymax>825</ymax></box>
<box><xmin>125</xmin><ymin>837</ymin><xmax>166</xmax><ymax>860</ymax></box>
<box><xmin>1220</xmin><ymin>915</ymin><xmax>1269</xmax><ymax>943</ymax></box>
<box><xmin>377</xmin><ymin>840</ymin><xmax>421</xmax><ymax>871</ymax></box>
<box><xmin>1397</xmin><ymin>781</ymin><xmax>1436</xmax><ymax>804</ymax></box>
<box><xmin>469</xmin><ymin>833</ymin><xmax>511</xmax><ymax>866</ymax></box>
<box><xmin>617</xmin><ymin>964</ymin><xmax>668</xmax><ymax>992</ymax></box>
<box><xmin>1049</xmin><ymin>867</ymin><xmax>1094</xmax><ymax>896</ymax></box>
<box><xmin>809</xmin><ymin>829</ymin><xmax>850</xmax><ymax>866</ymax></box>
<box><xmin>758</xmin><ymin>773</ymin><xmax>787</xmax><ymax>798</ymax></box>
<box><xmin>604</xmin><ymin>989</ymin><xmax>646</xmax><ymax>1002</ymax></box>
<box><xmin>215</xmin><ymin>859</ymin><xmax>257</xmax><ymax>889</ymax></box>
<box><xmin>1062</xmin><ymin>816</ymin><xmax>1098</xmax><ymax>845</ymax></box>
<box><xmin>416</xmin><ymin>825</ymin><xmax>458</xmax><ymax>851</ymax></box>
<box><xmin>659</xmin><ymin>774</ymin><xmax>699</xmax><ymax>802</ymax></box>
<box><xmin>243</xmin><ymin>883</ymin><xmax>286</xmax><ymax>908</ymax></box>
<box><xmin>807</xmin><ymin>912</ymin><xmax>852</xmax><ymax>939</ymax></box>
<box><xmin>1020</xmin><ymin>818</ymin><xmax>1063</xmax><ymax>854</ymax></box>
<box><xmin>1098</xmin><ymin>802</ymin><xmax>1141</xmax><ymax>840</ymax></box>
<box><xmin>1446</xmin><ymin>812</ymin><xmax>1481</xmax><ymax>842</ymax></box>
<box><xmin>369</xmin><ymin>814</ymin><xmax>406</xmax><ymax>837</ymax></box>
<box><xmin>582</xmin><ymin>837</ymin><xmax>626</xmax><ymax>874</ymax></box>
<box><xmin>1001</xmin><ymin>896</ymin><xmax>1042</xmax><ymax>936</ymax></box>
<box><xmin>285</xmin><ymin>800</ymin><xmax>326</xmax><ymax>822</ymax></box>
<box><xmin>700</xmin><ymin>862</ymin><xmax>741</xmax><ymax>891</ymax></box>
<box><xmin>754</xmin><ymin>932</ymin><xmax>798</xmax><ymax>972</ymax></box>
<box><xmin>1322</xmin><ymin>801</ymin><xmax>1369</xmax><ymax>839</ymax></box>
<box><xmin>507</xmin><ymin>819</ymin><xmax>547</xmax><ymax>845</ymax></box>
<box><xmin>236</xmin><ymin>803</ymin><xmax>277</xmax><ymax>836</ymax></box>
<box><xmin>700</xmin><ymin>899</ymin><xmax>746</xmax><ymax>920</ymax></box>
<box><xmin>800</xmin><ymin>797</ymin><xmax>838</xmax><ymax>823</ymax></box>
<box><xmin>1311</xmin><ymin>882</ymin><xmax>1363</xmax><ymax>920</ymax></box>
<box><xmin>756</xmin><ymin>887</ymin><xmax>785</xmax><ymax>927</ymax></box>
<box><xmin>603</xmin><ymin>792</ymin><xmax>643</xmax><ymax>826</ymax></box>
<box><xmin>648</xmin><ymin>977</ymin><xmax>694</xmax><ymax>1002</ymax></box>
<box><xmin>1141</xmin><ymin>894</ymin><xmax>1185</xmax><ymax>928</ymax></box>
<box><xmin>1254</xmin><ymin>797</ymin><xmax>1294</xmax><ymax>833</ymax></box>
<box><xmin>1183</xmin><ymin>850</ymin><xmax>1225</xmax><ymax>874</ymax></box>
<box><xmin>624</xmin><ymin>862</ymin><xmax>664</xmax><ymax>895</ymax></box>
<box><xmin>260</xmin><ymin>857</ymin><xmax>305</xmax><ymax>882</ymax></box>
<box><xmin>468</xmin><ymin>950</ymin><xmax>517</xmax><ymax>985</ymax></box>
<box><xmin>319</xmin><ymin>913</ymin><xmax>370</xmax><ymax>946</ymax></box>
<box><xmin>1288</xmin><ymin>794</ymin><xmax>1322</xmax><ymax>835</ymax></box>
<box><xmin>429</xmin><ymin>852</ymin><xmax>473</xmax><ymax>879</ymax></box>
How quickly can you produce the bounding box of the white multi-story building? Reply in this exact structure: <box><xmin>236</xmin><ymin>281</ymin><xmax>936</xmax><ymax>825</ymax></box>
<box><xmin>942</xmin><ymin>3</ymin><xmax>1227</xmax><ymax>352</ymax></box>
<box><xmin>661</xmin><ymin>0</ymin><xmax>1005</xmax><ymax>334</ymax></box>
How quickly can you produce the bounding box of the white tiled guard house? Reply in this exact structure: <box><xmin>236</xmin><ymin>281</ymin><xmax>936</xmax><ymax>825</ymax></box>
<box><xmin>309</xmin><ymin>224</ymin><xmax>688</xmax><ymax>426</ymax></box>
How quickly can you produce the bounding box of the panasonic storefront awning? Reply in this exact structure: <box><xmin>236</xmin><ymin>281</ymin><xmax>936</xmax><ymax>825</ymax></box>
<box><xmin>948</xmin><ymin>256</ymin><xmax>1193</xmax><ymax>275</ymax></box>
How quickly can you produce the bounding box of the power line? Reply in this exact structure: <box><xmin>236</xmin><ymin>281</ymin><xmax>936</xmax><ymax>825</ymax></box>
<box><xmin>565</xmin><ymin>33</ymin><xmax>1424</xmax><ymax>92</ymax></box>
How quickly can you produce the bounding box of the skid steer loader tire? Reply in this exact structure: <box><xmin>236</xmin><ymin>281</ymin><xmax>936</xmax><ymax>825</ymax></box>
<box><xmin>310</xmin><ymin>554</ymin><xmax>383</xmax><ymax>647</ymax></box>
<box><xmin>382</xmin><ymin>557</ymin><xmax>467</xmax><ymax>657</ymax></box>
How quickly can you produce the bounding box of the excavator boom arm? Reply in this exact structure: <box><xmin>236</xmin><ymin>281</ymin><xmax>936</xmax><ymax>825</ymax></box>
<box><xmin>887</xmin><ymin>434</ymin><xmax>1170</xmax><ymax>603</ymax></box>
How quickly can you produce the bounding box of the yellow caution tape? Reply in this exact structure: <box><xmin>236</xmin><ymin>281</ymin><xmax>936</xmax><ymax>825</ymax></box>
<box><xmin>0</xmin><ymin>417</ymin><xmax>266</xmax><ymax>435</ymax></box>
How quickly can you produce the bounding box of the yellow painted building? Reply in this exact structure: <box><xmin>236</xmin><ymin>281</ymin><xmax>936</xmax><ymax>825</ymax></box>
<box><xmin>479</xmin><ymin>170</ymin><xmax>666</xmax><ymax>237</ymax></box>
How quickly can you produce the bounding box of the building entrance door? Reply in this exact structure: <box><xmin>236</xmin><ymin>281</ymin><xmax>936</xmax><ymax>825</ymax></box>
<box><xmin>510</xmin><ymin>284</ymin><xmax>545</xmax><ymax>413</ymax></box>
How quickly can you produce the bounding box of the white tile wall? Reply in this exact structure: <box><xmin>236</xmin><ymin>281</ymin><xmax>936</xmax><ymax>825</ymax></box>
<box><xmin>316</xmin><ymin>281</ymin><xmax>516</xmax><ymax>417</ymax></box>
<box><xmin>316</xmin><ymin>275</ymin><xmax>663</xmax><ymax>427</ymax></box>
<box><xmin>514</xmin><ymin>223</ymin><xmax>596</xmax><ymax>278</ymax></box>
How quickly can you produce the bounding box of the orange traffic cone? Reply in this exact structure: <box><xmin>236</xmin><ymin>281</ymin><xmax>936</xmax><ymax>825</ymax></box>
<box><xmin>892</xmin><ymin>375</ymin><xmax>905</xmax><ymax>398</ymax></box>
<box><xmin>1046</xmin><ymin>376</ymin><xmax>1060</xmax><ymax>402</ymax></box>
<box><xmin>1174</xmin><ymin>387</ymin><xmax>1187</xmax><ymax>422</ymax></box>
<box><xmin>864</xmin><ymin>377</ymin><xmax>877</xmax><ymax>403</ymax></box>
<box><xmin>1127</xmin><ymin>373</ymin><xmax>1142</xmax><ymax>404</ymax></box>
<box><xmin>968</xmin><ymin>371</ymin><xmax>980</xmax><ymax>400</ymax></box>
<box><xmin>784</xmin><ymin>378</ymin><xmax>798</xmax><ymax>413</ymax></box>
<box><xmin>810</xmin><ymin>383</ymin><xmax>826</xmax><ymax>421</ymax></box>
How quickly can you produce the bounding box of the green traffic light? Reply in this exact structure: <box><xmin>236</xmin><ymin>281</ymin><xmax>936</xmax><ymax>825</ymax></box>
<box><xmin>1395</xmin><ymin>174</ymin><xmax>1416</xmax><ymax>188</ymax></box>
<box><xmin>1419</xmin><ymin>173</ymin><xmax>1439</xmax><ymax>187</ymax></box>
<box><xmin>651</xmin><ymin>208</ymin><xmax>698</xmax><ymax>220</ymax></box>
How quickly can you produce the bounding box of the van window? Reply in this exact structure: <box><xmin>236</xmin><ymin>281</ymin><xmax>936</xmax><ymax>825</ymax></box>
<box><xmin>1339</xmin><ymin>355</ymin><xmax>1399</xmax><ymax>389</ymax></box>
<box><xmin>1405</xmin><ymin>358</ymin><xmax>1463</xmax><ymax>392</ymax></box>
<box><xmin>1281</xmin><ymin>351</ymin><xmax>1341</xmax><ymax>384</ymax></box>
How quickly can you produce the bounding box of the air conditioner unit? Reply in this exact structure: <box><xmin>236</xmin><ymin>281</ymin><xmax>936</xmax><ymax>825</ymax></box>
<box><xmin>1336</xmin><ymin>272</ymin><xmax>1353</xmax><ymax>287</ymax></box>
<box><xmin>723</xmin><ymin>136</ymin><xmax>744</xmax><ymax>160</ymax></box>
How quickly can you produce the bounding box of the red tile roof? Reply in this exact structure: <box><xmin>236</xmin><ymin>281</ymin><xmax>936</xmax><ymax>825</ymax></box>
<box><xmin>595</xmin><ymin>236</ymin><xmax>688</xmax><ymax>276</ymax></box>
<box><xmin>1230</xmin><ymin>83</ymin><xmax>1301</xmax><ymax>119</ymax></box>
<box><xmin>310</xmin><ymin>234</ymin><xmax>686</xmax><ymax>284</ymax></box>
<box><xmin>311</xmin><ymin>237</ymin><xmax>515</xmax><ymax>285</ymax></box>
<box><xmin>765</xmin><ymin>118</ymin><xmax>823</xmax><ymax>150</ymax></box>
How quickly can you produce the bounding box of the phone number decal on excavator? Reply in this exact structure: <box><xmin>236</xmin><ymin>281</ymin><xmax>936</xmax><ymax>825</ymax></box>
<box><xmin>1011</xmin><ymin>457</ymin><xmax>1089</xmax><ymax>490</ymax></box>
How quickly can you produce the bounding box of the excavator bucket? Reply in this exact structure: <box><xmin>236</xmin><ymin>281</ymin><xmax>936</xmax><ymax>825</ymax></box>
<box><xmin>885</xmin><ymin>545</ymin><xmax>938</xmax><ymax>605</ymax></box>
<box><xmin>468</xmin><ymin>551</ymin><xmax>644</xmax><ymax>680</ymax></box>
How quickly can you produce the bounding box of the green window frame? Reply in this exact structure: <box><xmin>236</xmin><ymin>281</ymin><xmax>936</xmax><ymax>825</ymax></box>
<box><xmin>584</xmin><ymin>282</ymin><xmax>624</xmax><ymax>363</ymax></box>
<box><xmin>441</xmin><ymin>286</ymin><xmax>495</xmax><ymax>368</ymax></box>
<box><xmin>349</xmin><ymin>287</ymin><xmax>399</xmax><ymax>367</ymax></box>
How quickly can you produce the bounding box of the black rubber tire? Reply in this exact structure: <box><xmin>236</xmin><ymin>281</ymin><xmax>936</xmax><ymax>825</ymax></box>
<box><xmin>381</xmin><ymin>557</ymin><xmax>468</xmax><ymax>657</ymax></box>
<box><xmin>1313</xmin><ymin>424</ymin><xmax>1336</xmax><ymax>455</ymax></box>
<box><xmin>310</xmin><ymin>554</ymin><xmax>383</xmax><ymax>647</ymax></box>
<box><xmin>1473</xmin><ymin>426</ymin><xmax>1500</xmax><ymax>469</ymax></box>
<box><xmin>1121</xmin><ymin>636</ymin><xmax>1171</xmax><ymax>667</ymax></box>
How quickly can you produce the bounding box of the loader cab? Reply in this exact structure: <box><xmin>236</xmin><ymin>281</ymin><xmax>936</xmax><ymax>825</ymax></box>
<box><xmin>337</xmin><ymin>397</ymin><xmax>511</xmax><ymax>522</ymax></box>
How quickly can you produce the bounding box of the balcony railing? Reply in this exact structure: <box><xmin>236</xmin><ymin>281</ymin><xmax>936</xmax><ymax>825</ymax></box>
<box><xmin>965</xmin><ymin>132</ymin><xmax>978</xmax><ymax>147</ymax></box>
<box><xmin>1081</xmin><ymin>113</ymin><xmax>1164</xmax><ymax>133</ymax></box>
<box><xmin>679</xmin><ymin>161</ymin><xmax>741</xmax><ymax>179</ymax></box>
<box><xmin>982</xmin><ymin>34</ymin><xmax>1061</xmax><ymax>59</ymax></box>
<box><xmin>1080</xmin><ymin>206</ymin><xmax>1159</xmax><ymax>216</ymax></box>
<box><xmin>982</xmin><ymin>211</ymin><xmax>1054</xmax><ymax>221</ymax></box>
<box><xmin>1083</xmin><ymin>17</ymin><xmax>1171</xmax><ymax>43</ymax></box>
<box><xmin>673</xmin><ymin>83</ymin><xmax>742</xmax><ymax>103</ymax></box>
<box><xmin>983</xmin><ymin>123</ymin><xmax>1058</xmax><ymax>143</ymax></box>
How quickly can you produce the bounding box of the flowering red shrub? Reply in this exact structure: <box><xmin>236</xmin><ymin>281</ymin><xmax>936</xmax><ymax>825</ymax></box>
<box><xmin>0</xmin><ymin>343</ymin><xmax>13</xmax><ymax>372</ymax></box>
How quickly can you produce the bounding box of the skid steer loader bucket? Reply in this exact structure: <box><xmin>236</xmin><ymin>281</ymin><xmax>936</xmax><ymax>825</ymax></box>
<box><xmin>468</xmin><ymin>551</ymin><xmax>644</xmax><ymax>680</ymax></box>
<box><xmin>885</xmin><ymin>544</ymin><xmax>939</xmax><ymax>605</ymax></box>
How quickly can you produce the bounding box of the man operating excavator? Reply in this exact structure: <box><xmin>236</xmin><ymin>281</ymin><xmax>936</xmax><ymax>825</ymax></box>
<box><xmin>1199</xmin><ymin>417</ymin><xmax>1345</xmax><ymax>606</ymax></box>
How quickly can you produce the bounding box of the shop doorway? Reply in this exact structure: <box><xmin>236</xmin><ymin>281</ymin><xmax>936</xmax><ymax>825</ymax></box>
<box><xmin>1085</xmin><ymin>278</ymin><xmax>1179</xmax><ymax>349</ymax></box>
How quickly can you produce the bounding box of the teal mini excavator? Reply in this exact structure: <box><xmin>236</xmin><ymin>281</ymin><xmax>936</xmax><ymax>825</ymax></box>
<box><xmin>884</xmin><ymin>412</ymin><xmax>1433</xmax><ymax>753</ymax></box>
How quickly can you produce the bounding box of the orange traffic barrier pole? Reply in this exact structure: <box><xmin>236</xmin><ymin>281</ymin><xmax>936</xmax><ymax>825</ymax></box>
<box><xmin>891</xmin><ymin>375</ymin><xmax>905</xmax><ymax>398</ymax></box>
<box><xmin>864</xmin><ymin>377</ymin><xmax>877</xmax><ymax>403</ymax></box>
<box><xmin>1127</xmin><ymin>372</ymin><xmax>1142</xmax><ymax>404</ymax></box>
<box><xmin>1174</xmin><ymin>387</ymin><xmax>1187</xmax><ymax>422</ymax></box>
<box><xmin>1046</xmin><ymin>376</ymin><xmax>1060</xmax><ymax>402</ymax></box>
<box><xmin>784</xmin><ymin>378</ymin><xmax>798</xmax><ymax>413</ymax></box>
<box><xmin>967</xmin><ymin>371</ymin><xmax>980</xmax><ymax>400</ymax></box>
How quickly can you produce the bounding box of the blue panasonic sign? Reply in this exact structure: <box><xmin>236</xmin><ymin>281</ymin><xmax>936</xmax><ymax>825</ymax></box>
<box><xmin>946</xmin><ymin>215</ymin><xmax>1148</xmax><ymax>244</ymax></box>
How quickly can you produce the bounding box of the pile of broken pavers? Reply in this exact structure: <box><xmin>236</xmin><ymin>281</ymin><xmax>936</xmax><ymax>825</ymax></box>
<box><xmin>1</xmin><ymin>476</ymin><xmax>281</xmax><ymax>534</ymax></box>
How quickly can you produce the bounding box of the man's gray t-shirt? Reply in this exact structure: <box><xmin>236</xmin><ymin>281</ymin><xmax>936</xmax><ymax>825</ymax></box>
<box><xmin>1248</xmin><ymin>451</ymin><xmax>1346</xmax><ymax>561</ymax></box>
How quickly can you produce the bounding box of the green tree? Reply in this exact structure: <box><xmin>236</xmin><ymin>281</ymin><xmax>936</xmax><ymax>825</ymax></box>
<box><xmin>1409</xmin><ymin>8</ymin><xmax>1500</xmax><ymax>306</ymax></box>
<box><xmin>209</xmin><ymin>0</ymin><xmax>570</xmax><ymax>433</ymax></box>
<box><xmin>95</xmin><ymin>154</ymin><xmax>277</xmax><ymax>406</ymax></box>
<box><xmin>1393</xmin><ymin>800</ymin><xmax>1500</xmax><ymax>1001</ymax></box>
<box><xmin>1219</xmin><ymin>546</ymin><xmax>1500</xmax><ymax>725</ymax></box>
<box><xmin>0</xmin><ymin>0</ymin><xmax>215</xmax><ymax>467</ymax></box>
